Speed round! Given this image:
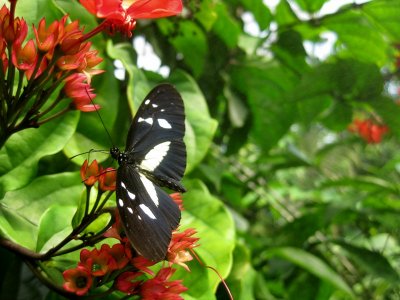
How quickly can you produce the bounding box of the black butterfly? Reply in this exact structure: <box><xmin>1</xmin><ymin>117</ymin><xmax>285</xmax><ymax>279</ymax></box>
<box><xmin>110</xmin><ymin>84</ymin><xmax>186</xmax><ymax>261</ymax></box>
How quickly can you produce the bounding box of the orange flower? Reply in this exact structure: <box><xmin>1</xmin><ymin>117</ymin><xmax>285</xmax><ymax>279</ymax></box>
<box><xmin>11</xmin><ymin>39</ymin><xmax>38</xmax><ymax>71</ymax></box>
<box><xmin>167</xmin><ymin>228</ymin><xmax>199</xmax><ymax>271</ymax></box>
<box><xmin>348</xmin><ymin>118</ymin><xmax>389</xmax><ymax>144</ymax></box>
<box><xmin>80</xmin><ymin>159</ymin><xmax>100</xmax><ymax>186</ymax></box>
<box><xmin>63</xmin><ymin>265</ymin><xmax>93</xmax><ymax>296</ymax></box>
<box><xmin>64</xmin><ymin>73</ymin><xmax>100</xmax><ymax>112</ymax></box>
<box><xmin>99</xmin><ymin>167</ymin><xmax>117</xmax><ymax>191</ymax></box>
<box><xmin>140</xmin><ymin>267</ymin><xmax>187</xmax><ymax>300</ymax></box>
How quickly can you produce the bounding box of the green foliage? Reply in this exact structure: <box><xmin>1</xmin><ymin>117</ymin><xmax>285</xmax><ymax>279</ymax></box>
<box><xmin>1</xmin><ymin>0</ymin><xmax>400</xmax><ymax>299</ymax></box>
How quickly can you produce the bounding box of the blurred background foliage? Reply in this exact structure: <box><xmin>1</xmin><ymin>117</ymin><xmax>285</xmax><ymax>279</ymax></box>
<box><xmin>1</xmin><ymin>0</ymin><xmax>400</xmax><ymax>299</ymax></box>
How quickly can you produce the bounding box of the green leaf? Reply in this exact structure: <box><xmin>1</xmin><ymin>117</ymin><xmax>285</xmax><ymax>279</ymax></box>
<box><xmin>224</xmin><ymin>86</ymin><xmax>249</xmax><ymax>128</ymax></box>
<box><xmin>272</xmin><ymin>30</ymin><xmax>309</xmax><ymax>74</ymax></box>
<box><xmin>194</xmin><ymin>0</ymin><xmax>218</xmax><ymax>31</ymax></box>
<box><xmin>0</xmin><ymin>172</ymin><xmax>81</xmax><ymax>251</ymax></box>
<box><xmin>275</xmin><ymin>0</ymin><xmax>299</xmax><ymax>26</ymax></box>
<box><xmin>36</xmin><ymin>205</ymin><xmax>76</xmax><ymax>253</ymax></box>
<box><xmin>264</xmin><ymin>247</ymin><xmax>354</xmax><ymax>297</ymax></box>
<box><xmin>363</xmin><ymin>0</ymin><xmax>400</xmax><ymax>40</ymax></box>
<box><xmin>321</xmin><ymin>101</ymin><xmax>352</xmax><ymax>131</ymax></box>
<box><xmin>170</xmin><ymin>21</ymin><xmax>208</xmax><ymax>77</ymax></box>
<box><xmin>332</xmin><ymin>240</ymin><xmax>400</xmax><ymax>283</ymax></box>
<box><xmin>106</xmin><ymin>41</ymin><xmax>150</xmax><ymax>110</ymax></box>
<box><xmin>370</xmin><ymin>96</ymin><xmax>400</xmax><ymax>139</ymax></box>
<box><xmin>169</xmin><ymin>70</ymin><xmax>218</xmax><ymax>172</ymax></box>
<box><xmin>0</xmin><ymin>112</ymin><xmax>79</xmax><ymax>197</ymax></box>
<box><xmin>7</xmin><ymin>0</ymin><xmax>64</xmax><ymax>35</ymax></box>
<box><xmin>212</xmin><ymin>2</ymin><xmax>241</xmax><ymax>49</ymax></box>
<box><xmin>293</xmin><ymin>0</ymin><xmax>327</xmax><ymax>13</ymax></box>
<box><xmin>64</xmin><ymin>59</ymin><xmax>120</xmax><ymax>165</ymax></box>
<box><xmin>239</xmin><ymin>0</ymin><xmax>272</xmax><ymax>30</ymax></box>
<box><xmin>225</xmin><ymin>242</ymin><xmax>258</xmax><ymax>300</ymax></box>
<box><xmin>231</xmin><ymin>63</ymin><xmax>297</xmax><ymax>151</ymax></box>
<box><xmin>323</xmin><ymin>11</ymin><xmax>388</xmax><ymax>65</ymax></box>
<box><xmin>179</xmin><ymin>179</ymin><xmax>235</xmax><ymax>298</ymax></box>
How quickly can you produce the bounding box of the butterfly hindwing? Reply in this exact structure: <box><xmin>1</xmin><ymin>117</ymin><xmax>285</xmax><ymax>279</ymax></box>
<box><xmin>116</xmin><ymin>165</ymin><xmax>180</xmax><ymax>261</ymax></box>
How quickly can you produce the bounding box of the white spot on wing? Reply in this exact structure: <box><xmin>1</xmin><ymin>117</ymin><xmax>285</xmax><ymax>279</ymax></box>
<box><xmin>139</xmin><ymin>175</ymin><xmax>159</xmax><ymax>206</ymax></box>
<box><xmin>127</xmin><ymin>190</ymin><xmax>136</xmax><ymax>200</ymax></box>
<box><xmin>118</xmin><ymin>199</ymin><xmax>124</xmax><ymax>207</ymax></box>
<box><xmin>121</xmin><ymin>181</ymin><xmax>126</xmax><ymax>189</ymax></box>
<box><xmin>152</xmin><ymin>103</ymin><xmax>158</xmax><ymax>108</ymax></box>
<box><xmin>139</xmin><ymin>204</ymin><xmax>157</xmax><ymax>219</ymax></box>
<box><xmin>138</xmin><ymin>117</ymin><xmax>153</xmax><ymax>125</ymax></box>
<box><xmin>145</xmin><ymin>99</ymin><xmax>150</xmax><ymax>105</ymax></box>
<box><xmin>158</xmin><ymin>118</ymin><xmax>172</xmax><ymax>129</ymax></box>
<box><xmin>140</xmin><ymin>141</ymin><xmax>171</xmax><ymax>171</ymax></box>
<box><xmin>128</xmin><ymin>207</ymin><xmax>133</xmax><ymax>214</ymax></box>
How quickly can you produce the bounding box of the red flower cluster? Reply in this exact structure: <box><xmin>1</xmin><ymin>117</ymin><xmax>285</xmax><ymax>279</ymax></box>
<box><xmin>79</xmin><ymin>0</ymin><xmax>183</xmax><ymax>37</ymax></box>
<box><xmin>80</xmin><ymin>159</ymin><xmax>117</xmax><ymax>191</ymax></box>
<box><xmin>63</xmin><ymin>209</ymin><xmax>196</xmax><ymax>298</ymax></box>
<box><xmin>0</xmin><ymin>4</ymin><xmax>103</xmax><ymax>111</ymax></box>
<box><xmin>348</xmin><ymin>118</ymin><xmax>389</xmax><ymax>144</ymax></box>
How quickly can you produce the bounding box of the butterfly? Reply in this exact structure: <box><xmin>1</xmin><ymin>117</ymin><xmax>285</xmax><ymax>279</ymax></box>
<box><xmin>110</xmin><ymin>84</ymin><xmax>186</xmax><ymax>261</ymax></box>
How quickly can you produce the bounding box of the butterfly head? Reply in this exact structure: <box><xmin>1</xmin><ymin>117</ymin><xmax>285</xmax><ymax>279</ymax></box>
<box><xmin>110</xmin><ymin>147</ymin><xmax>129</xmax><ymax>165</ymax></box>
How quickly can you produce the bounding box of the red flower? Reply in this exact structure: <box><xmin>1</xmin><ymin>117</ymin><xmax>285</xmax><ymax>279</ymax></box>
<box><xmin>140</xmin><ymin>267</ymin><xmax>187</xmax><ymax>300</ymax></box>
<box><xmin>64</xmin><ymin>73</ymin><xmax>100</xmax><ymax>112</ymax></box>
<box><xmin>104</xmin><ymin>210</ymin><xmax>124</xmax><ymax>241</ymax></box>
<box><xmin>79</xmin><ymin>247</ymin><xmax>118</xmax><ymax>276</ymax></box>
<box><xmin>167</xmin><ymin>228</ymin><xmax>199</xmax><ymax>271</ymax></box>
<box><xmin>132</xmin><ymin>255</ymin><xmax>157</xmax><ymax>276</ymax></box>
<box><xmin>348</xmin><ymin>118</ymin><xmax>389</xmax><ymax>144</ymax></box>
<box><xmin>79</xmin><ymin>0</ymin><xmax>182</xmax><ymax>36</ymax></box>
<box><xmin>102</xmin><ymin>243</ymin><xmax>131</xmax><ymax>269</ymax></box>
<box><xmin>80</xmin><ymin>159</ymin><xmax>100</xmax><ymax>186</ymax></box>
<box><xmin>11</xmin><ymin>39</ymin><xmax>38</xmax><ymax>71</ymax></box>
<box><xmin>33</xmin><ymin>18</ymin><xmax>62</xmax><ymax>55</ymax></box>
<box><xmin>170</xmin><ymin>193</ymin><xmax>184</xmax><ymax>211</ymax></box>
<box><xmin>99</xmin><ymin>167</ymin><xmax>117</xmax><ymax>191</ymax></box>
<box><xmin>63</xmin><ymin>265</ymin><xmax>93</xmax><ymax>296</ymax></box>
<box><xmin>115</xmin><ymin>271</ymin><xmax>143</xmax><ymax>294</ymax></box>
<box><xmin>1</xmin><ymin>13</ymin><xmax>28</xmax><ymax>45</ymax></box>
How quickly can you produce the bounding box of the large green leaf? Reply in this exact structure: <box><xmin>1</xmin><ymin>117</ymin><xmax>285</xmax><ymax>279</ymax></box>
<box><xmin>239</xmin><ymin>0</ymin><xmax>272</xmax><ymax>30</ymax></box>
<box><xmin>0</xmin><ymin>112</ymin><xmax>79</xmax><ymax>197</ymax></box>
<box><xmin>264</xmin><ymin>247</ymin><xmax>354</xmax><ymax>297</ymax></box>
<box><xmin>0</xmin><ymin>172</ymin><xmax>81</xmax><ymax>251</ymax></box>
<box><xmin>363</xmin><ymin>0</ymin><xmax>400</xmax><ymax>40</ymax></box>
<box><xmin>36</xmin><ymin>205</ymin><xmax>76</xmax><ymax>253</ymax></box>
<box><xmin>178</xmin><ymin>179</ymin><xmax>235</xmax><ymax>299</ymax></box>
<box><xmin>231</xmin><ymin>62</ymin><xmax>297</xmax><ymax>152</ymax></box>
<box><xmin>225</xmin><ymin>242</ymin><xmax>258</xmax><ymax>300</ymax></box>
<box><xmin>212</xmin><ymin>2</ymin><xmax>241</xmax><ymax>49</ymax></box>
<box><xmin>332</xmin><ymin>240</ymin><xmax>400</xmax><ymax>283</ymax></box>
<box><xmin>169</xmin><ymin>70</ymin><xmax>218</xmax><ymax>173</ymax></box>
<box><xmin>323</xmin><ymin>10</ymin><xmax>388</xmax><ymax>65</ymax></box>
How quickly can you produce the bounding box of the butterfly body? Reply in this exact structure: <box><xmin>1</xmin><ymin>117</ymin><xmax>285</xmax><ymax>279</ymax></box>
<box><xmin>110</xmin><ymin>84</ymin><xmax>186</xmax><ymax>262</ymax></box>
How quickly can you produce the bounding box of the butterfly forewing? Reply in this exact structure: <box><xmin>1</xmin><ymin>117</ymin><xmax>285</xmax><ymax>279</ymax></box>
<box><xmin>126</xmin><ymin>84</ymin><xmax>185</xmax><ymax>154</ymax></box>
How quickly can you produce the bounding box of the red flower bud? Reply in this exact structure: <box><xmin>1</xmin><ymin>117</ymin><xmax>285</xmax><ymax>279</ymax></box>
<box><xmin>80</xmin><ymin>159</ymin><xmax>100</xmax><ymax>186</ymax></box>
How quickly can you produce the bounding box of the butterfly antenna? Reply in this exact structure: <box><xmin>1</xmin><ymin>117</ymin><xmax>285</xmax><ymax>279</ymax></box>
<box><xmin>86</xmin><ymin>87</ymin><xmax>115</xmax><ymax>147</ymax></box>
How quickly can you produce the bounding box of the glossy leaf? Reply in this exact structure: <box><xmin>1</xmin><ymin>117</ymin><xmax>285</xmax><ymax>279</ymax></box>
<box><xmin>264</xmin><ymin>247</ymin><xmax>354</xmax><ymax>297</ymax></box>
<box><xmin>0</xmin><ymin>112</ymin><xmax>79</xmax><ymax>197</ymax></box>
<box><xmin>179</xmin><ymin>179</ymin><xmax>235</xmax><ymax>298</ymax></box>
